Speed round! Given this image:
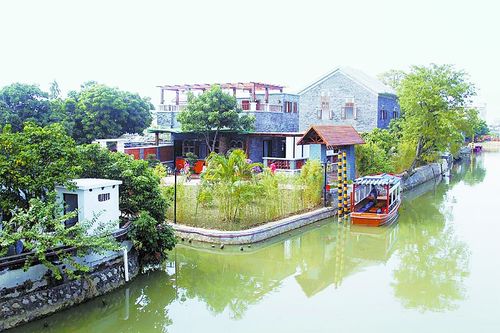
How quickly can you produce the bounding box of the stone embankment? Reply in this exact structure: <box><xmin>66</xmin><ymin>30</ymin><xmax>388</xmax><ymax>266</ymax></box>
<box><xmin>401</xmin><ymin>162</ymin><xmax>444</xmax><ymax>191</ymax></box>
<box><xmin>0</xmin><ymin>250</ymin><xmax>139</xmax><ymax>332</ymax></box>
<box><xmin>171</xmin><ymin>207</ymin><xmax>336</xmax><ymax>245</ymax></box>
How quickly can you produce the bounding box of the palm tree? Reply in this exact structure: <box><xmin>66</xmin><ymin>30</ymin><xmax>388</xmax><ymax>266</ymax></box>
<box><xmin>202</xmin><ymin>149</ymin><xmax>262</xmax><ymax>223</ymax></box>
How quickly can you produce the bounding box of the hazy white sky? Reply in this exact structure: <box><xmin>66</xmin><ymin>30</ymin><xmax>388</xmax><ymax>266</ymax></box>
<box><xmin>1</xmin><ymin>0</ymin><xmax>499</xmax><ymax>121</ymax></box>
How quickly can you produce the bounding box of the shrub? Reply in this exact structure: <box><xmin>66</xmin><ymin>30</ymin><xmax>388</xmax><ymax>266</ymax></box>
<box><xmin>299</xmin><ymin>159</ymin><xmax>324</xmax><ymax>208</ymax></box>
<box><xmin>129</xmin><ymin>211</ymin><xmax>176</xmax><ymax>256</ymax></box>
<box><xmin>0</xmin><ymin>196</ymin><xmax>119</xmax><ymax>280</ymax></box>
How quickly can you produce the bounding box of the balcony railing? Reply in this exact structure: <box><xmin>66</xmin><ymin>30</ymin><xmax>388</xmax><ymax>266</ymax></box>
<box><xmin>262</xmin><ymin>157</ymin><xmax>307</xmax><ymax>172</ymax></box>
<box><xmin>158</xmin><ymin>104</ymin><xmax>185</xmax><ymax>112</ymax></box>
<box><xmin>240</xmin><ymin>102</ymin><xmax>282</xmax><ymax>112</ymax></box>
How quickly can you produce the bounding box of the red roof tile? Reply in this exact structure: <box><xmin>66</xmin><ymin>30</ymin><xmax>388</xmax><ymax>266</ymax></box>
<box><xmin>297</xmin><ymin>125</ymin><xmax>365</xmax><ymax>147</ymax></box>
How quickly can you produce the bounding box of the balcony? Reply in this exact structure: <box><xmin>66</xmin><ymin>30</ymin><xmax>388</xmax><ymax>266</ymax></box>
<box><xmin>158</xmin><ymin>104</ymin><xmax>185</xmax><ymax>112</ymax></box>
<box><xmin>262</xmin><ymin>157</ymin><xmax>307</xmax><ymax>173</ymax></box>
<box><xmin>240</xmin><ymin>102</ymin><xmax>282</xmax><ymax>112</ymax></box>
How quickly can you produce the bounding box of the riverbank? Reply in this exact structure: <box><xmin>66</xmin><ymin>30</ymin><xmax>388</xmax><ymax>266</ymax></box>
<box><xmin>171</xmin><ymin>207</ymin><xmax>336</xmax><ymax>245</ymax></box>
<box><xmin>171</xmin><ymin>161</ymin><xmax>449</xmax><ymax>245</ymax></box>
<box><xmin>0</xmin><ymin>248</ymin><xmax>139</xmax><ymax>332</ymax></box>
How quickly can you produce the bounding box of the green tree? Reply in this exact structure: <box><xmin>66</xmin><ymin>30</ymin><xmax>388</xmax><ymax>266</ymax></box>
<box><xmin>49</xmin><ymin>80</ymin><xmax>61</xmax><ymax>100</ymax></box>
<box><xmin>0</xmin><ymin>83</ymin><xmax>51</xmax><ymax>131</ymax></box>
<box><xmin>0</xmin><ymin>196</ymin><xmax>119</xmax><ymax>280</ymax></box>
<box><xmin>177</xmin><ymin>85</ymin><xmax>255</xmax><ymax>153</ymax></box>
<box><xmin>398</xmin><ymin>64</ymin><xmax>476</xmax><ymax>171</ymax></box>
<box><xmin>475</xmin><ymin>119</ymin><xmax>489</xmax><ymax>137</ymax></box>
<box><xmin>129</xmin><ymin>211</ymin><xmax>176</xmax><ymax>258</ymax></box>
<box><xmin>77</xmin><ymin>144</ymin><xmax>168</xmax><ymax>222</ymax></box>
<box><xmin>0</xmin><ymin>123</ymin><xmax>81</xmax><ymax>219</ymax></box>
<box><xmin>64</xmin><ymin>83</ymin><xmax>153</xmax><ymax>143</ymax></box>
<box><xmin>201</xmin><ymin>149</ymin><xmax>262</xmax><ymax>222</ymax></box>
<box><xmin>378</xmin><ymin>69</ymin><xmax>407</xmax><ymax>90</ymax></box>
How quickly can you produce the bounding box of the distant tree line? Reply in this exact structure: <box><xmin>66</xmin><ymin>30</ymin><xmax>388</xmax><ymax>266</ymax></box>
<box><xmin>358</xmin><ymin>64</ymin><xmax>488</xmax><ymax>176</ymax></box>
<box><xmin>0</xmin><ymin>81</ymin><xmax>153</xmax><ymax>143</ymax></box>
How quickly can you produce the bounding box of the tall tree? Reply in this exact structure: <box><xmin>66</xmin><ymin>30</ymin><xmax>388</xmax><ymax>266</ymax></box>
<box><xmin>64</xmin><ymin>83</ymin><xmax>153</xmax><ymax>143</ymax></box>
<box><xmin>378</xmin><ymin>69</ymin><xmax>407</xmax><ymax>90</ymax></box>
<box><xmin>177</xmin><ymin>85</ymin><xmax>255</xmax><ymax>153</ymax></box>
<box><xmin>48</xmin><ymin>80</ymin><xmax>61</xmax><ymax>100</ymax></box>
<box><xmin>0</xmin><ymin>122</ymin><xmax>81</xmax><ymax>218</ymax></box>
<box><xmin>0</xmin><ymin>83</ymin><xmax>51</xmax><ymax>131</ymax></box>
<box><xmin>398</xmin><ymin>64</ymin><xmax>476</xmax><ymax>171</ymax></box>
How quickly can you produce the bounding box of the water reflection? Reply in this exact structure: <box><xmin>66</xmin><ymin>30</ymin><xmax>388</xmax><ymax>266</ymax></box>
<box><xmin>11</xmin><ymin>154</ymin><xmax>492</xmax><ymax>333</ymax></box>
<box><xmin>170</xmin><ymin>220</ymin><xmax>400</xmax><ymax>319</ymax></box>
<box><xmin>390</xmin><ymin>156</ymin><xmax>487</xmax><ymax>312</ymax></box>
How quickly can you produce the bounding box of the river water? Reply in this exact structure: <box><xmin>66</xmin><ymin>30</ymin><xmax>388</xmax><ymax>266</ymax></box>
<box><xmin>11</xmin><ymin>152</ymin><xmax>500</xmax><ymax>332</ymax></box>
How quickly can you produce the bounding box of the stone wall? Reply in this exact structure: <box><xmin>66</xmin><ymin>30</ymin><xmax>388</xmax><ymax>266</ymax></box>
<box><xmin>171</xmin><ymin>207</ymin><xmax>336</xmax><ymax>245</ymax></box>
<box><xmin>0</xmin><ymin>250</ymin><xmax>139</xmax><ymax>332</ymax></box>
<box><xmin>298</xmin><ymin>71</ymin><xmax>379</xmax><ymax>132</ymax></box>
<box><xmin>401</xmin><ymin>163</ymin><xmax>443</xmax><ymax>191</ymax></box>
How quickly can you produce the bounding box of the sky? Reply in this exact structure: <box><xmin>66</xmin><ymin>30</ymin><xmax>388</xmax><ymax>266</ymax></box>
<box><xmin>0</xmin><ymin>0</ymin><xmax>499</xmax><ymax>122</ymax></box>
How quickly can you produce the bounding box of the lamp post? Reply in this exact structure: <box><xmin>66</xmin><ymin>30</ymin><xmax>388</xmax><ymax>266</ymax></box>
<box><xmin>173</xmin><ymin>156</ymin><xmax>177</xmax><ymax>224</ymax></box>
<box><xmin>323</xmin><ymin>161</ymin><xmax>328</xmax><ymax>207</ymax></box>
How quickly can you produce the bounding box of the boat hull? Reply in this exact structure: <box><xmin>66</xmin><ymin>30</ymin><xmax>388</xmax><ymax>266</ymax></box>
<box><xmin>350</xmin><ymin>202</ymin><xmax>400</xmax><ymax>227</ymax></box>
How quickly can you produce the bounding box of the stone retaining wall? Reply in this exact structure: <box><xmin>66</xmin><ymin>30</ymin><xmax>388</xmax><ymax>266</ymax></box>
<box><xmin>171</xmin><ymin>207</ymin><xmax>336</xmax><ymax>245</ymax></box>
<box><xmin>0</xmin><ymin>250</ymin><xmax>139</xmax><ymax>332</ymax></box>
<box><xmin>401</xmin><ymin>162</ymin><xmax>443</xmax><ymax>191</ymax></box>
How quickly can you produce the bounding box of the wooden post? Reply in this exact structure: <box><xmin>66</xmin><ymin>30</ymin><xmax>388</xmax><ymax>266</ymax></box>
<box><xmin>175</xmin><ymin>90</ymin><xmax>180</xmax><ymax>105</ymax></box>
<box><xmin>343</xmin><ymin>151</ymin><xmax>349</xmax><ymax>215</ymax></box>
<box><xmin>232</xmin><ymin>87</ymin><xmax>237</xmax><ymax>97</ymax></box>
<box><xmin>337</xmin><ymin>153</ymin><xmax>343</xmax><ymax>219</ymax></box>
<box><xmin>252</xmin><ymin>83</ymin><xmax>256</xmax><ymax>102</ymax></box>
<box><xmin>265</xmin><ymin>87</ymin><xmax>269</xmax><ymax>104</ymax></box>
<box><xmin>160</xmin><ymin>88</ymin><xmax>165</xmax><ymax>105</ymax></box>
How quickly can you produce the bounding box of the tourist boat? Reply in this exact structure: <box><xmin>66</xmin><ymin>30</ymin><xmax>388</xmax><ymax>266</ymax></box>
<box><xmin>350</xmin><ymin>174</ymin><xmax>401</xmax><ymax>227</ymax></box>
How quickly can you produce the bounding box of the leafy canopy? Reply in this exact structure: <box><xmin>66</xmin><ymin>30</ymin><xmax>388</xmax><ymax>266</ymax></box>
<box><xmin>177</xmin><ymin>85</ymin><xmax>254</xmax><ymax>152</ymax></box>
<box><xmin>0</xmin><ymin>122</ymin><xmax>81</xmax><ymax>216</ymax></box>
<box><xmin>64</xmin><ymin>83</ymin><xmax>153</xmax><ymax>143</ymax></box>
<box><xmin>0</xmin><ymin>83</ymin><xmax>51</xmax><ymax>131</ymax></box>
<box><xmin>0</xmin><ymin>195</ymin><xmax>119</xmax><ymax>280</ymax></box>
<box><xmin>398</xmin><ymin>64</ymin><xmax>476</xmax><ymax>170</ymax></box>
<box><xmin>77</xmin><ymin>144</ymin><xmax>168</xmax><ymax>222</ymax></box>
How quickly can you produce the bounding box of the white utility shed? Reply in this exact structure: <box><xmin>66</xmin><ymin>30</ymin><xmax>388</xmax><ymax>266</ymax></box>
<box><xmin>55</xmin><ymin>178</ymin><xmax>122</xmax><ymax>235</ymax></box>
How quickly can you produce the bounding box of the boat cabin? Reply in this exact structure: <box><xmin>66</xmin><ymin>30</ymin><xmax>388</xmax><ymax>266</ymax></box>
<box><xmin>350</xmin><ymin>174</ymin><xmax>401</xmax><ymax>226</ymax></box>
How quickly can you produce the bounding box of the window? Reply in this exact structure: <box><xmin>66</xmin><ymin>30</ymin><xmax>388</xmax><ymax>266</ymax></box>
<box><xmin>284</xmin><ymin>101</ymin><xmax>293</xmax><ymax>113</ymax></box>
<box><xmin>293</xmin><ymin>102</ymin><xmax>298</xmax><ymax>113</ymax></box>
<box><xmin>341</xmin><ymin>98</ymin><xmax>356</xmax><ymax>119</ymax></box>
<box><xmin>230</xmin><ymin>140</ymin><xmax>244</xmax><ymax>149</ymax></box>
<box><xmin>320</xmin><ymin>94</ymin><xmax>329</xmax><ymax>119</ymax></box>
<box><xmin>380</xmin><ymin>108</ymin><xmax>388</xmax><ymax>120</ymax></box>
<box><xmin>182</xmin><ymin>140</ymin><xmax>196</xmax><ymax>155</ymax></box>
<box><xmin>392</xmin><ymin>106</ymin><xmax>399</xmax><ymax>119</ymax></box>
<box><xmin>98</xmin><ymin>193</ymin><xmax>111</xmax><ymax>202</ymax></box>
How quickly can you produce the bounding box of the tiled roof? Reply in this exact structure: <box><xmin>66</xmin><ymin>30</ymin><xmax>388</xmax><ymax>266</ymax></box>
<box><xmin>298</xmin><ymin>66</ymin><xmax>396</xmax><ymax>96</ymax></box>
<box><xmin>296</xmin><ymin>125</ymin><xmax>365</xmax><ymax>146</ymax></box>
<box><xmin>354</xmin><ymin>174</ymin><xmax>401</xmax><ymax>186</ymax></box>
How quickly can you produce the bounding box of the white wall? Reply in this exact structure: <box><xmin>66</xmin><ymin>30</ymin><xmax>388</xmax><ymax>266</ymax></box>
<box><xmin>56</xmin><ymin>184</ymin><xmax>120</xmax><ymax>235</ymax></box>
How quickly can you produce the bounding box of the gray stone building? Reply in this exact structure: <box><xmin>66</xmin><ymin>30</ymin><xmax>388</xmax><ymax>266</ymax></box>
<box><xmin>297</xmin><ymin>67</ymin><xmax>399</xmax><ymax>132</ymax></box>
<box><xmin>153</xmin><ymin>69</ymin><xmax>398</xmax><ymax>172</ymax></box>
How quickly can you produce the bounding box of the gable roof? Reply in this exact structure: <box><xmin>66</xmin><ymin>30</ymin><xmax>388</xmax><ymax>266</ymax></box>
<box><xmin>298</xmin><ymin>66</ymin><xmax>396</xmax><ymax>96</ymax></box>
<box><xmin>296</xmin><ymin>125</ymin><xmax>365</xmax><ymax>147</ymax></box>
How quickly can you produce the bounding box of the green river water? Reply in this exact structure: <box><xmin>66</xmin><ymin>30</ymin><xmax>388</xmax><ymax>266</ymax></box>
<box><xmin>11</xmin><ymin>152</ymin><xmax>500</xmax><ymax>332</ymax></box>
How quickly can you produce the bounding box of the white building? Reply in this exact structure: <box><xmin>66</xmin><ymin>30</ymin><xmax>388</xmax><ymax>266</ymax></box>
<box><xmin>55</xmin><ymin>178</ymin><xmax>122</xmax><ymax>235</ymax></box>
